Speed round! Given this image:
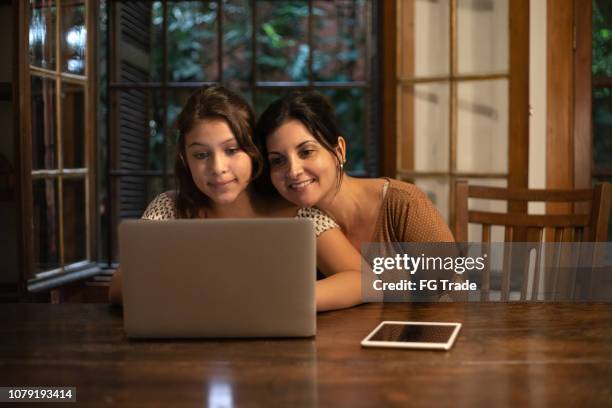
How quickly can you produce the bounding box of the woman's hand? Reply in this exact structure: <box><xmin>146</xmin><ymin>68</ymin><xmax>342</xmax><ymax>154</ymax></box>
<box><xmin>315</xmin><ymin>228</ymin><xmax>366</xmax><ymax>311</ymax></box>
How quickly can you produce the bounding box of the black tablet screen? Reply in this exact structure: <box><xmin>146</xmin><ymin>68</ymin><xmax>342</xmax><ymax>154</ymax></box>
<box><xmin>369</xmin><ymin>323</ymin><xmax>456</xmax><ymax>343</ymax></box>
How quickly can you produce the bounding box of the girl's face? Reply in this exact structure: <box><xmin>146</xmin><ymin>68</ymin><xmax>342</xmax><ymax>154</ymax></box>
<box><xmin>184</xmin><ymin>119</ymin><xmax>253</xmax><ymax>205</ymax></box>
<box><xmin>266</xmin><ymin>120</ymin><xmax>344</xmax><ymax>207</ymax></box>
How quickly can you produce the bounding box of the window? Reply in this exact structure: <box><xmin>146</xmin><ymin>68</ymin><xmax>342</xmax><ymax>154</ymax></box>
<box><xmin>592</xmin><ymin>0</ymin><xmax>612</xmax><ymax>240</ymax></box>
<box><xmin>22</xmin><ymin>0</ymin><xmax>98</xmax><ymax>290</ymax></box>
<box><xmin>394</xmin><ymin>0</ymin><xmax>527</xmax><ymax>241</ymax></box>
<box><xmin>100</xmin><ymin>0</ymin><xmax>376</xmax><ymax>264</ymax></box>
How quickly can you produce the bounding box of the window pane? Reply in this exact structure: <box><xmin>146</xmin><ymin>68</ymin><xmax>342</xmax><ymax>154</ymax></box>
<box><xmin>593</xmin><ymin>0</ymin><xmax>612</xmax><ymax>78</ymax></box>
<box><xmin>113</xmin><ymin>1</ymin><xmax>163</xmax><ymax>83</ymax></box>
<box><xmin>60</xmin><ymin>1</ymin><xmax>86</xmax><ymax>75</ymax></box>
<box><xmin>401</xmin><ymin>0</ymin><xmax>449</xmax><ymax>78</ymax></box>
<box><xmin>411</xmin><ymin>177</ymin><xmax>449</xmax><ymax>223</ymax></box>
<box><xmin>593</xmin><ymin>87</ymin><xmax>612</xmax><ymax>172</ymax></box>
<box><xmin>399</xmin><ymin>82</ymin><xmax>450</xmax><ymax>172</ymax></box>
<box><xmin>111</xmin><ymin>90</ymin><xmax>165</xmax><ymax>172</ymax></box>
<box><xmin>256</xmin><ymin>1</ymin><xmax>309</xmax><ymax>82</ymax></box>
<box><xmin>312</xmin><ymin>0</ymin><xmax>367</xmax><ymax>82</ymax></box>
<box><xmin>63</xmin><ymin>178</ymin><xmax>87</xmax><ymax>265</ymax></box>
<box><xmin>167</xmin><ymin>1</ymin><xmax>218</xmax><ymax>82</ymax></box>
<box><xmin>167</xmin><ymin>89</ymin><xmax>197</xmax><ymax>173</ymax></box>
<box><xmin>31</xmin><ymin>76</ymin><xmax>57</xmax><ymax>170</ymax></box>
<box><xmin>321</xmin><ymin>88</ymin><xmax>365</xmax><ymax>172</ymax></box>
<box><xmin>223</xmin><ymin>0</ymin><xmax>252</xmax><ymax>89</ymax></box>
<box><xmin>32</xmin><ymin>178</ymin><xmax>60</xmax><ymax>273</ymax></box>
<box><xmin>254</xmin><ymin>89</ymin><xmax>287</xmax><ymax>116</ymax></box>
<box><xmin>457</xmin><ymin>0</ymin><xmax>509</xmax><ymax>74</ymax></box>
<box><xmin>29</xmin><ymin>0</ymin><xmax>57</xmax><ymax>70</ymax></box>
<box><xmin>61</xmin><ymin>83</ymin><xmax>85</xmax><ymax>168</ymax></box>
<box><xmin>456</xmin><ymin>79</ymin><xmax>508</xmax><ymax>174</ymax></box>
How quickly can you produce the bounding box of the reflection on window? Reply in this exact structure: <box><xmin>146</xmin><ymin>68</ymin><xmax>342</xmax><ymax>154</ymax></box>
<box><xmin>29</xmin><ymin>1</ymin><xmax>57</xmax><ymax>69</ymax></box>
<box><xmin>61</xmin><ymin>3</ymin><xmax>86</xmax><ymax>74</ymax></box>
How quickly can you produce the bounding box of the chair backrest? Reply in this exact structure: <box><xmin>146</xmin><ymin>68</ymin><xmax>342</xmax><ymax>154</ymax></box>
<box><xmin>454</xmin><ymin>181</ymin><xmax>611</xmax><ymax>244</ymax></box>
<box><xmin>453</xmin><ymin>181</ymin><xmax>611</xmax><ymax>301</ymax></box>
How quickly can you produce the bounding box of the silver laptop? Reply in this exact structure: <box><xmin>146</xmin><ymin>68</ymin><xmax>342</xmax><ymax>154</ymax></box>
<box><xmin>119</xmin><ymin>218</ymin><xmax>316</xmax><ymax>338</ymax></box>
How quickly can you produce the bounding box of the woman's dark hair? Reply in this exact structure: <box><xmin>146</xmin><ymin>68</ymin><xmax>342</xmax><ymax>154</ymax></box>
<box><xmin>254</xmin><ymin>90</ymin><xmax>344</xmax><ymax>191</ymax></box>
<box><xmin>174</xmin><ymin>85</ymin><xmax>262</xmax><ymax>218</ymax></box>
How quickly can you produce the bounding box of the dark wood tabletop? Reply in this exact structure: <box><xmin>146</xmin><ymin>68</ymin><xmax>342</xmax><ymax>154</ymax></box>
<box><xmin>1</xmin><ymin>302</ymin><xmax>611</xmax><ymax>407</ymax></box>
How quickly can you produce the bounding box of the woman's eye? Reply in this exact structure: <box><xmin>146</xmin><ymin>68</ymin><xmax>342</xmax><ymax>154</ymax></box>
<box><xmin>225</xmin><ymin>147</ymin><xmax>240</xmax><ymax>156</ymax></box>
<box><xmin>269</xmin><ymin>156</ymin><xmax>285</xmax><ymax>166</ymax></box>
<box><xmin>193</xmin><ymin>152</ymin><xmax>210</xmax><ymax>160</ymax></box>
<box><xmin>299</xmin><ymin>149</ymin><xmax>315</xmax><ymax>158</ymax></box>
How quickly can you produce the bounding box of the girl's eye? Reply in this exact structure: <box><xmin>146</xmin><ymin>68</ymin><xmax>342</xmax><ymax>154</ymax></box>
<box><xmin>193</xmin><ymin>152</ymin><xmax>210</xmax><ymax>160</ymax></box>
<box><xmin>226</xmin><ymin>147</ymin><xmax>240</xmax><ymax>155</ymax></box>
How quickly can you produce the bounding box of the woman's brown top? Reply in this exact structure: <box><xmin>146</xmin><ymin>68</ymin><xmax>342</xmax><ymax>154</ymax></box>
<box><xmin>372</xmin><ymin>179</ymin><xmax>455</xmax><ymax>243</ymax></box>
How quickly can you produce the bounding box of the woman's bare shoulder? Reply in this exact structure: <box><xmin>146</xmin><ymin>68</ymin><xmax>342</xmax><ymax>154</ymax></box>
<box><xmin>354</xmin><ymin>177</ymin><xmax>390</xmax><ymax>199</ymax></box>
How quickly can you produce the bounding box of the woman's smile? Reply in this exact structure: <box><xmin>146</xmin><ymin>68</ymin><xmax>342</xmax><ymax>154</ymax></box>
<box><xmin>288</xmin><ymin>178</ymin><xmax>317</xmax><ymax>191</ymax></box>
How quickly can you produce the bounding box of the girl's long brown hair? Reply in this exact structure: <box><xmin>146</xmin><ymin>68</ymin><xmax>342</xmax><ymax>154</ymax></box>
<box><xmin>174</xmin><ymin>85</ymin><xmax>262</xmax><ymax>218</ymax></box>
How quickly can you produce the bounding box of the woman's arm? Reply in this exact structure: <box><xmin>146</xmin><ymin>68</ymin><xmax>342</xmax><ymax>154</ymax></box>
<box><xmin>315</xmin><ymin>228</ymin><xmax>364</xmax><ymax>312</ymax></box>
<box><xmin>108</xmin><ymin>267</ymin><xmax>123</xmax><ymax>305</ymax></box>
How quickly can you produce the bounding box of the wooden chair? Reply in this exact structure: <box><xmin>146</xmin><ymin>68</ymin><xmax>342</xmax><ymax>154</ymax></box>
<box><xmin>454</xmin><ymin>181</ymin><xmax>612</xmax><ymax>301</ymax></box>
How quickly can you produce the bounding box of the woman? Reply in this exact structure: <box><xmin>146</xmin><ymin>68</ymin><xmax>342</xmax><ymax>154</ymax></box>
<box><xmin>255</xmin><ymin>90</ymin><xmax>455</xmax><ymax>250</ymax></box>
<box><xmin>109</xmin><ymin>85</ymin><xmax>362</xmax><ymax>311</ymax></box>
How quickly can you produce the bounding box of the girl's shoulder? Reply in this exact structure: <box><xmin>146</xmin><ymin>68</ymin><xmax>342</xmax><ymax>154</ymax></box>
<box><xmin>141</xmin><ymin>191</ymin><xmax>177</xmax><ymax>220</ymax></box>
<box><xmin>296</xmin><ymin>207</ymin><xmax>339</xmax><ymax>237</ymax></box>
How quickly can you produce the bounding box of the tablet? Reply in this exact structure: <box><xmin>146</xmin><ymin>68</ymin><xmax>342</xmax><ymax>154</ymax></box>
<box><xmin>361</xmin><ymin>321</ymin><xmax>461</xmax><ymax>350</ymax></box>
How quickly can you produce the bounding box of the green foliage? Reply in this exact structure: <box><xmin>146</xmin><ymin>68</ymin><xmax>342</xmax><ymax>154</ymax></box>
<box><xmin>256</xmin><ymin>1</ymin><xmax>309</xmax><ymax>82</ymax></box>
<box><xmin>592</xmin><ymin>0</ymin><xmax>612</xmax><ymax>172</ymax></box>
<box><xmin>148</xmin><ymin>0</ymin><xmax>367</xmax><ymax>172</ymax></box>
<box><xmin>593</xmin><ymin>0</ymin><xmax>612</xmax><ymax>77</ymax></box>
<box><xmin>324</xmin><ymin>88</ymin><xmax>365</xmax><ymax>172</ymax></box>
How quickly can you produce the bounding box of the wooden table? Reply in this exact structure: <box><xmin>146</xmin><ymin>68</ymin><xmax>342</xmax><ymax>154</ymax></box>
<box><xmin>1</xmin><ymin>303</ymin><xmax>611</xmax><ymax>407</ymax></box>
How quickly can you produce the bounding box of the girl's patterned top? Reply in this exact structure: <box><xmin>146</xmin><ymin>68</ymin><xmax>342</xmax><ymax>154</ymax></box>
<box><xmin>141</xmin><ymin>191</ymin><xmax>339</xmax><ymax>237</ymax></box>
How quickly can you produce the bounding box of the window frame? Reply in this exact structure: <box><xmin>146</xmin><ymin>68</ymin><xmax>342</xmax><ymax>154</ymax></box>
<box><xmin>101</xmin><ymin>0</ymin><xmax>379</xmax><ymax>267</ymax></box>
<box><xmin>388</xmin><ymin>0</ymin><xmax>530</xmax><ymax>230</ymax></box>
<box><xmin>18</xmin><ymin>0</ymin><xmax>99</xmax><ymax>294</ymax></box>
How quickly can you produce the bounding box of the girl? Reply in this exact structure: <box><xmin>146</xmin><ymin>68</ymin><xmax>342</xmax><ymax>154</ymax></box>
<box><xmin>109</xmin><ymin>86</ymin><xmax>362</xmax><ymax>311</ymax></box>
<box><xmin>255</xmin><ymin>90</ymin><xmax>455</xmax><ymax>251</ymax></box>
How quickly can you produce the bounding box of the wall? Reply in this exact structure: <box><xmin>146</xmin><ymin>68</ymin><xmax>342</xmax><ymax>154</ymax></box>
<box><xmin>0</xmin><ymin>3</ymin><xmax>19</xmax><ymax>294</ymax></box>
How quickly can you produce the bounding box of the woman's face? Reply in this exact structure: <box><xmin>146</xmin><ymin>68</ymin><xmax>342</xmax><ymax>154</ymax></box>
<box><xmin>184</xmin><ymin>119</ymin><xmax>253</xmax><ymax>205</ymax></box>
<box><xmin>266</xmin><ymin>120</ymin><xmax>343</xmax><ymax>207</ymax></box>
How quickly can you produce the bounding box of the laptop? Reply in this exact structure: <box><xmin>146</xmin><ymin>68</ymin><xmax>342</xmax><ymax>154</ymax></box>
<box><xmin>119</xmin><ymin>218</ymin><xmax>316</xmax><ymax>338</ymax></box>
